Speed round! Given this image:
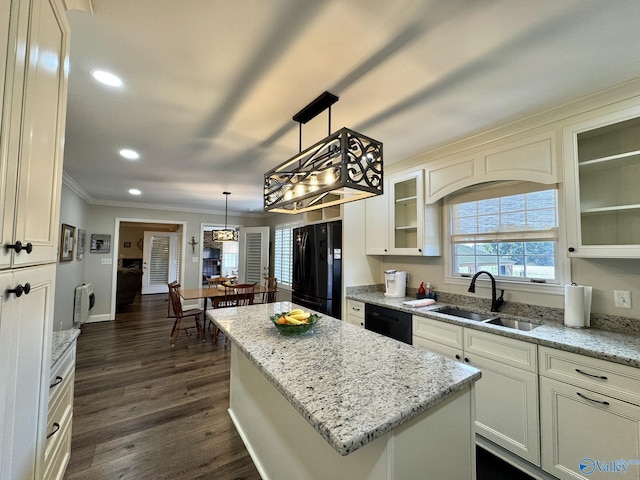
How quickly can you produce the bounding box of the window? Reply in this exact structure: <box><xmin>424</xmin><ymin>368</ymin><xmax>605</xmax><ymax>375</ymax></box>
<box><xmin>274</xmin><ymin>222</ymin><xmax>300</xmax><ymax>288</ymax></box>
<box><xmin>448</xmin><ymin>182</ymin><xmax>559</xmax><ymax>283</ymax></box>
<box><xmin>221</xmin><ymin>241</ymin><xmax>239</xmax><ymax>276</ymax></box>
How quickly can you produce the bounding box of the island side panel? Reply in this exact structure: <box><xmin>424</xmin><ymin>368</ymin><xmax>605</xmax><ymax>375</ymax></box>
<box><xmin>228</xmin><ymin>346</ymin><xmax>388</xmax><ymax>480</ymax></box>
<box><xmin>228</xmin><ymin>346</ymin><xmax>475</xmax><ymax>480</ymax></box>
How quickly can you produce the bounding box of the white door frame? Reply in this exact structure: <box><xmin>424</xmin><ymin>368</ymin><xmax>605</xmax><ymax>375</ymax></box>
<box><xmin>141</xmin><ymin>231</ymin><xmax>178</xmax><ymax>294</ymax></box>
<box><xmin>111</xmin><ymin>218</ymin><xmax>187</xmax><ymax>320</ymax></box>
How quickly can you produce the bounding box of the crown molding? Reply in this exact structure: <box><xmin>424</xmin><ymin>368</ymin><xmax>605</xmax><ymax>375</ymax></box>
<box><xmin>62</xmin><ymin>172</ymin><xmax>95</xmax><ymax>203</ymax></box>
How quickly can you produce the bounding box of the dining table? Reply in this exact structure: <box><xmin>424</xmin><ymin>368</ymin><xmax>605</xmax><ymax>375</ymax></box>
<box><xmin>179</xmin><ymin>283</ymin><xmax>278</xmax><ymax>339</ymax></box>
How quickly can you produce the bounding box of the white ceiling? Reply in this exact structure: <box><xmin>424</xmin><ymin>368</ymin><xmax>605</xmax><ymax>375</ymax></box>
<box><xmin>62</xmin><ymin>0</ymin><xmax>640</xmax><ymax>214</ymax></box>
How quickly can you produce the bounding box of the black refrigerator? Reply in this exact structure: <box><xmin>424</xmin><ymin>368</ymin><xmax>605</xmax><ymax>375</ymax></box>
<box><xmin>292</xmin><ymin>221</ymin><xmax>342</xmax><ymax>319</ymax></box>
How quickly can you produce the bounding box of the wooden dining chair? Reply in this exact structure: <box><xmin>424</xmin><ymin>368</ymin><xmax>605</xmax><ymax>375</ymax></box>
<box><xmin>260</xmin><ymin>277</ymin><xmax>277</xmax><ymax>304</ymax></box>
<box><xmin>167</xmin><ymin>282</ymin><xmax>204</xmax><ymax>347</ymax></box>
<box><xmin>214</xmin><ymin>283</ymin><xmax>257</xmax><ymax>345</ymax></box>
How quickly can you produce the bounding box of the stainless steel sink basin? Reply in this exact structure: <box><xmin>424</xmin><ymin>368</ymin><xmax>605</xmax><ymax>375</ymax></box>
<box><xmin>434</xmin><ymin>306</ymin><xmax>540</xmax><ymax>331</ymax></box>
<box><xmin>435</xmin><ymin>306</ymin><xmax>499</xmax><ymax>322</ymax></box>
<box><xmin>485</xmin><ymin>317</ymin><xmax>539</xmax><ymax>331</ymax></box>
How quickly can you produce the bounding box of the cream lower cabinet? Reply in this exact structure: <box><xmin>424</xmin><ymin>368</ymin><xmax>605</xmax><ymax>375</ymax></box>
<box><xmin>44</xmin><ymin>342</ymin><xmax>76</xmax><ymax>480</ymax></box>
<box><xmin>464</xmin><ymin>329</ymin><xmax>540</xmax><ymax>466</ymax></box>
<box><xmin>346</xmin><ymin>299</ymin><xmax>364</xmax><ymax>328</ymax></box>
<box><xmin>539</xmin><ymin>346</ymin><xmax>640</xmax><ymax>480</ymax></box>
<box><xmin>0</xmin><ymin>264</ymin><xmax>56</xmax><ymax>480</ymax></box>
<box><xmin>413</xmin><ymin>317</ymin><xmax>540</xmax><ymax>465</ymax></box>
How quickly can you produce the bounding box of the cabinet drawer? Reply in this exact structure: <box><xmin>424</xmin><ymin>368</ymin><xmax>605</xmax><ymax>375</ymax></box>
<box><xmin>46</xmin><ymin>369</ymin><xmax>73</xmax><ymax>449</ymax></box>
<box><xmin>539</xmin><ymin>346</ymin><xmax>640</xmax><ymax>406</ymax></box>
<box><xmin>464</xmin><ymin>329</ymin><xmax>537</xmax><ymax>373</ymax></box>
<box><xmin>43</xmin><ymin>415</ymin><xmax>72</xmax><ymax>480</ymax></box>
<box><xmin>347</xmin><ymin>299</ymin><xmax>364</xmax><ymax>319</ymax></box>
<box><xmin>413</xmin><ymin>335</ymin><xmax>463</xmax><ymax>362</ymax></box>
<box><xmin>413</xmin><ymin>315</ymin><xmax>464</xmax><ymax>350</ymax></box>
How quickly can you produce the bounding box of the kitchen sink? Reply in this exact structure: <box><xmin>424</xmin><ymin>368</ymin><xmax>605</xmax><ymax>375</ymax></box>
<box><xmin>485</xmin><ymin>317</ymin><xmax>539</xmax><ymax>331</ymax></box>
<box><xmin>434</xmin><ymin>306</ymin><xmax>499</xmax><ymax>322</ymax></box>
<box><xmin>433</xmin><ymin>306</ymin><xmax>540</xmax><ymax>331</ymax></box>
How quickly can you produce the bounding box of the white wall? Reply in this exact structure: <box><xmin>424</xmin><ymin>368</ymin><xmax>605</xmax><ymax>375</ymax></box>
<box><xmin>54</xmin><ymin>184</ymin><xmax>89</xmax><ymax>330</ymax></box>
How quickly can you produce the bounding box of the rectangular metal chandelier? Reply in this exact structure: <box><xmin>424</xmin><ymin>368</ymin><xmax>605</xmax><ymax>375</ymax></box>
<box><xmin>264</xmin><ymin>91</ymin><xmax>383</xmax><ymax>214</ymax></box>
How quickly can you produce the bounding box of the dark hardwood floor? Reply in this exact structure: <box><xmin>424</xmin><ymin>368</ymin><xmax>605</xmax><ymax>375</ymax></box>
<box><xmin>64</xmin><ymin>294</ymin><xmax>262</xmax><ymax>480</ymax></box>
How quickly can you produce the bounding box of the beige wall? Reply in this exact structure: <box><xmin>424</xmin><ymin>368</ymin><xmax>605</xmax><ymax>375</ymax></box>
<box><xmin>375</xmin><ymin>79</ymin><xmax>640</xmax><ymax>320</ymax></box>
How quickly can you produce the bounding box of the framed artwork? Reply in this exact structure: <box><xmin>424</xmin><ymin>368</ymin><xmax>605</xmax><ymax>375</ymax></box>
<box><xmin>76</xmin><ymin>229</ymin><xmax>86</xmax><ymax>260</ymax></box>
<box><xmin>60</xmin><ymin>224</ymin><xmax>76</xmax><ymax>262</ymax></box>
<box><xmin>90</xmin><ymin>234</ymin><xmax>111</xmax><ymax>253</ymax></box>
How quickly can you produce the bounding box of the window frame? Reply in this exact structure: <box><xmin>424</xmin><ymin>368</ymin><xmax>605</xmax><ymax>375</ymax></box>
<box><xmin>443</xmin><ymin>181</ymin><xmax>569</xmax><ymax>295</ymax></box>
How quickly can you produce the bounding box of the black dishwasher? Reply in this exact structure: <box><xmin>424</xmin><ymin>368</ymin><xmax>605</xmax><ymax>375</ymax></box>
<box><xmin>364</xmin><ymin>303</ymin><xmax>412</xmax><ymax>344</ymax></box>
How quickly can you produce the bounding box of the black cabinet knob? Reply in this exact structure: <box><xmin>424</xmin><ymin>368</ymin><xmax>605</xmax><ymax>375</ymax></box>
<box><xmin>568</xmin><ymin>247</ymin><xmax>575</xmax><ymax>252</ymax></box>
<box><xmin>6</xmin><ymin>241</ymin><xmax>33</xmax><ymax>254</ymax></box>
<box><xmin>7</xmin><ymin>283</ymin><xmax>31</xmax><ymax>297</ymax></box>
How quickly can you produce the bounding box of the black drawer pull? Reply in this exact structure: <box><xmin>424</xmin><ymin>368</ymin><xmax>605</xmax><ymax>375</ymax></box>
<box><xmin>50</xmin><ymin>376</ymin><xmax>63</xmax><ymax>389</ymax></box>
<box><xmin>575</xmin><ymin>368</ymin><xmax>608</xmax><ymax>380</ymax></box>
<box><xmin>352</xmin><ymin>307</ymin><xmax>361</xmax><ymax>311</ymax></box>
<box><xmin>577</xmin><ymin>391</ymin><xmax>610</xmax><ymax>406</ymax></box>
<box><xmin>7</xmin><ymin>283</ymin><xmax>31</xmax><ymax>297</ymax></box>
<box><xmin>47</xmin><ymin>422</ymin><xmax>60</xmax><ymax>439</ymax></box>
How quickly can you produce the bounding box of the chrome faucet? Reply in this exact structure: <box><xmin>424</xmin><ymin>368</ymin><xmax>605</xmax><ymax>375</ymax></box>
<box><xmin>468</xmin><ymin>271</ymin><xmax>504</xmax><ymax>312</ymax></box>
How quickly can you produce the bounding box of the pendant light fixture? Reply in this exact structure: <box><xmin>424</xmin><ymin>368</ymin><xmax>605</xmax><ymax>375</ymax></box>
<box><xmin>212</xmin><ymin>192</ymin><xmax>238</xmax><ymax>242</ymax></box>
<box><xmin>264</xmin><ymin>91</ymin><xmax>383</xmax><ymax>214</ymax></box>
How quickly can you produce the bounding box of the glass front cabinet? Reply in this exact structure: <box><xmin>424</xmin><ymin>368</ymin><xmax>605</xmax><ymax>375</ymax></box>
<box><xmin>563</xmin><ymin>102</ymin><xmax>640</xmax><ymax>257</ymax></box>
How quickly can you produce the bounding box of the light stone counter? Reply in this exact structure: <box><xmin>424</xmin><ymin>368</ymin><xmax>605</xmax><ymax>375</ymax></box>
<box><xmin>347</xmin><ymin>292</ymin><xmax>640</xmax><ymax>369</ymax></box>
<box><xmin>207</xmin><ymin>301</ymin><xmax>480</xmax><ymax>457</ymax></box>
<box><xmin>51</xmin><ymin>328</ymin><xmax>81</xmax><ymax>368</ymax></box>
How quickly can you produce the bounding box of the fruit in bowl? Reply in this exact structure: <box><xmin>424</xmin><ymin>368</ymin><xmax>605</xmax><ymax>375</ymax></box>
<box><xmin>270</xmin><ymin>309</ymin><xmax>319</xmax><ymax>335</ymax></box>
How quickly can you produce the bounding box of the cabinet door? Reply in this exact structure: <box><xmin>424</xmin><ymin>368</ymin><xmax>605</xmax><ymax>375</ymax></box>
<box><xmin>389</xmin><ymin>170</ymin><xmax>424</xmax><ymax>255</ymax></box>
<box><xmin>563</xmin><ymin>101</ymin><xmax>640</xmax><ymax>258</ymax></box>
<box><xmin>468</xmin><ymin>353</ymin><xmax>540</xmax><ymax>466</ymax></box>
<box><xmin>364</xmin><ymin>191</ymin><xmax>389</xmax><ymax>254</ymax></box>
<box><xmin>540</xmin><ymin>376</ymin><xmax>640</xmax><ymax>480</ymax></box>
<box><xmin>0</xmin><ymin>264</ymin><xmax>55</xmax><ymax>480</ymax></box>
<box><xmin>2</xmin><ymin>0</ymin><xmax>69</xmax><ymax>268</ymax></box>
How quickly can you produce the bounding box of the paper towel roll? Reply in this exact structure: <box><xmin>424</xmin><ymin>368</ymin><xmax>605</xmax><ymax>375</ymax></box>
<box><xmin>564</xmin><ymin>283</ymin><xmax>592</xmax><ymax>328</ymax></box>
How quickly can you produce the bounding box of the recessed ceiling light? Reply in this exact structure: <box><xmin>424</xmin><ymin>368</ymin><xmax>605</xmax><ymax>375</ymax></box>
<box><xmin>128</xmin><ymin>189</ymin><xmax>141</xmax><ymax>196</ymax></box>
<box><xmin>91</xmin><ymin>70</ymin><xmax>123</xmax><ymax>87</ymax></box>
<box><xmin>119</xmin><ymin>148</ymin><xmax>139</xmax><ymax>160</ymax></box>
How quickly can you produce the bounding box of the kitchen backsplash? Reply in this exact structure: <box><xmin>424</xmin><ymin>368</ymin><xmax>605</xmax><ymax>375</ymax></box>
<box><xmin>346</xmin><ymin>285</ymin><xmax>640</xmax><ymax>337</ymax></box>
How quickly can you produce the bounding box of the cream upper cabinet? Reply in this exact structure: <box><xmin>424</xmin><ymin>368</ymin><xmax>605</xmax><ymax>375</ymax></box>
<box><xmin>563</xmin><ymin>101</ymin><xmax>640</xmax><ymax>258</ymax></box>
<box><xmin>365</xmin><ymin>170</ymin><xmax>440</xmax><ymax>256</ymax></box>
<box><xmin>0</xmin><ymin>0</ymin><xmax>68</xmax><ymax>270</ymax></box>
<box><xmin>364</xmin><ymin>186</ymin><xmax>389</xmax><ymax>255</ymax></box>
<box><xmin>426</xmin><ymin>131</ymin><xmax>558</xmax><ymax>204</ymax></box>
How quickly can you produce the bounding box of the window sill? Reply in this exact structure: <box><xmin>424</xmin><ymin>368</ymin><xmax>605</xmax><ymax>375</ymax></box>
<box><xmin>445</xmin><ymin>275</ymin><xmax>565</xmax><ymax>296</ymax></box>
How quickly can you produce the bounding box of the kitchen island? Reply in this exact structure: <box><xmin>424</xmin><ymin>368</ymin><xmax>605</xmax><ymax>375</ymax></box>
<box><xmin>207</xmin><ymin>301</ymin><xmax>481</xmax><ymax>480</ymax></box>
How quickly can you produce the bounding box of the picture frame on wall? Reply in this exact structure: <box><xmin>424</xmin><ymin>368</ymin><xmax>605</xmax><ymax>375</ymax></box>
<box><xmin>60</xmin><ymin>224</ymin><xmax>76</xmax><ymax>262</ymax></box>
<box><xmin>76</xmin><ymin>229</ymin><xmax>86</xmax><ymax>260</ymax></box>
<box><xmin>90</xmin><ymin>234</ymin><xmax>111</xmax><ymax>253</ymax></box>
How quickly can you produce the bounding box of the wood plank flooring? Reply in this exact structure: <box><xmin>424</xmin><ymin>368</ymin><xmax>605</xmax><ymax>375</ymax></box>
<box><xmin>64</xmin><ymin>294</ymin><xmax>262</xmax><ymax>480</ymax></box>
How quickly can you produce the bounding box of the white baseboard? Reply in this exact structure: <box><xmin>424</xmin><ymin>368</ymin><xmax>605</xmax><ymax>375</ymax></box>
<box><xmin>85</xmin><ymin>313</ymin><xmax>111</xmax><ymax>323</ymax></box>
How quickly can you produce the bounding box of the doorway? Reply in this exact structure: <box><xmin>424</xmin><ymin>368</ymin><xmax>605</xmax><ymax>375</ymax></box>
<box><xmin>112</xmin><ymin>219</ymin><xmax>186</xmax><ymax>318</ymax></box>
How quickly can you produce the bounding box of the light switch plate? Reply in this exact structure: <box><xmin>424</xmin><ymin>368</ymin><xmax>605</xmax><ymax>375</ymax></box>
<box><xmin>192</xmin><ymin>256</ymin><xmax>199</xmax><ymax>263</ymax></box>
<box><xmin>101</xmin><ymin>258</ymin><xmax>112</xmax><ymax>265</ymax></box>
<box><xmin>614</xmin><ymin>290</ymin><xmax>631</xmax><ymax>308</ymax></box>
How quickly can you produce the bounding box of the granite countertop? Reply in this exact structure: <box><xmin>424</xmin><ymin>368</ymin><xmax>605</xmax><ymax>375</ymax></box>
<box><xmin>207</xmin><ymin>301</ymin><xmax>480</xmax><ymax>456</ymax></box>
<box><xmin>51</xmin><ymin>328</ymin><xmax>81</xmax><ymax>368</ymax></box>
<box><xmin>347</xmin><ymin>292</ymin><xmax>640</xmax><ymax>369</ymax></box>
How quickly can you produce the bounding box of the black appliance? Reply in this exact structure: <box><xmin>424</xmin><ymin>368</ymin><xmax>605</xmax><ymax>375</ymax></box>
<box><xmin>365</xmin><ymin>303</ymin><xmax>412</xmax><ymax>344</ymax></box>
<box><xmin>292</xmin><ymin>221</ymin><xmax>342</xmax><ymax>319</ymax></box>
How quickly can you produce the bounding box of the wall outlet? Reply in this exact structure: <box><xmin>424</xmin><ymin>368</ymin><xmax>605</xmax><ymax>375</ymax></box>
<box><xmin>101</xmin><ymin>258</ymin><xmax>112</xmax><ymax>265</ymax></box>
<box><xmin>614</xmin><ymin>290</ymin><xmax>632</xmax><ymax>309</ymax></box>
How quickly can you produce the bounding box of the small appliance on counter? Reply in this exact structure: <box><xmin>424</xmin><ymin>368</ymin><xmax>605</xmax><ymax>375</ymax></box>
<box><xmin>384</xmin><ymin>270</ymin><xmax>407</xmax><ymax>297</ymax></box>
